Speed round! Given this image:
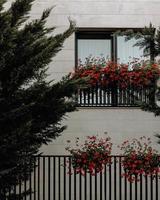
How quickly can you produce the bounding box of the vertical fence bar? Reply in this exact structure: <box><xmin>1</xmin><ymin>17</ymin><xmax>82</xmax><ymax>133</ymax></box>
<box><xmin>135</xmin><ymin>175</ymin><xmax>137</xmax><ymax>200</ymax></box>
<box><xmin>79</xmin><ymin>172</ymin><xmax>82</xmax><ymax>200</ymax></box>
<box><xmin>95</xmin><ymin>172</ymin><xmax>97</xmax><ymax>200</ymax></box>
<box><xmin>119</xmin><ymin>157</ymin><xmax>122</xmax><ymax>200</ymax></box>
<box><xmin>34</xmin><ymin>157</ymin><xmax>36</xmax><ymax>200</ymax></box>
<box><xmin>19</xmin><ymin>174</ymin><xmax>22</xmax><ymax>200</ymax></box>
<box><xmin>150</xmin><ymin>175</ymin><xmax>153</xmax><ymax>200</ymax></box>
<box><xmin>48</xmin><ymin>157</ymin><xmax>51</xmax><ymax>200</ymax></box>
<box><xmin>104</xmin><ymin>165</ymin><xmax>107</xmax><ymax>200</ymax></box>
<box><xmin>124</xmin><ymin>169</ymin><xmax>127</xmax><ymax>200</ymax></box>
<box><xmin>145</xmin><ymin>175</ymin><xmax>148</xmax><ymax>200</ymax></box>
<box><xmin>13</xmin><ymin>183</ymin><xmax>16</xmax><ymax>200</ymax></box>
<box><xmin>90</xmin><ymin>173</ymin><xmax>92</xmax><ymax>200</ymax></box>
<box><xmin>156</xmin><ymin>173</ymin><xmax>158</xmax><ymax>200</ymax></box>
<box><xmin>24</xmin><ymin>158</ymin><xmax>27</xmax><ymax>200</ymax></box>
<box><xmin>37</xmin><ymin>156</ymin><xmax>40</xmax><ymax>200</ymax></box>
<box><xmin>109</xmin><ymin>161</ymin><xmax>112</xmax><ymax>200</ymax></box>
<box><xmin>129</xmin><ymin>178</ymin><xmax>132</xmax><ymax>200</ymax></box>
<box><xmin>84</xmin><ymin>171</ymin><xmax>87</xmax><ymax>200</ymax></box>
<box><xmin>100</xmin><ymin>171</ymin><xmax>102</xmax><ymax>200</ymax></box>
<box><xmin>64</xmin><ymin>157</ymin><xmax>66</xmax><ymax>200</ymax></box>
<box><xmin>74</xmin><ymin>168</ymin><xmax>77</xmax><ymax>200</ymax></box>
<box><xmin>58</xmin><ymin>157</ymin><xmax>61</xmax><ymax>200</ymax></box>
<box><xmin>69</xmin><ymin>157</ymin><xmax>71</xmax><ymax>200</ymax></box>
<box><xmin>43</xmin><ymin>157</ymin><xmax>45</xmax><ymax>200</ymax></box>
<box><xmin>140</xmin><ymin>174</ymin><xmax>143</xmax><ymax>200</ymax></box>
<box><xmin>114</xmin><ymin>157</ymin><xmax>117</xmax><ymax>200</ymax></box>
<box><xmin>53</xmin><ymin>157</ymin><xmax>56</xmax><ymax>200</ymax></box>
<box><xmin>29</xmin><ymin>157</ymin><xmax>32</xmax><ymax>200</ymax></box>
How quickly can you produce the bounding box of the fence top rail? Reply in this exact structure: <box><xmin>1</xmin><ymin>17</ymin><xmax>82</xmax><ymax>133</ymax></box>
<box><xmin>33</xmin><ymin>155</ymin><xmax>160</xmax><ymax>158</ymax></box>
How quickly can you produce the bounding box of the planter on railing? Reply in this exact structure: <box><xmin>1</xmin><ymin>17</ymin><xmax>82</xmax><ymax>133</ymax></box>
<box><xmin>72</xmin><ymin>60</ymin><xmax>160</xmax><ymax>107</ymax></box>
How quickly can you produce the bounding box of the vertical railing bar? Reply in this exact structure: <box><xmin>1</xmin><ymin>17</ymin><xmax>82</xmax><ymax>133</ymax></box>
<box><xmin>79</xmin><ymin>172</ymin><xmax>82</xmax><ymax>200</ymax></box>
<box><xmin>53</xmin><ymin>157</ymin><xmax>56</xmax><ymax>200</ymax></box>
<box><xmin>145</xmin><ymin>175</ymin><xmax>148</xmax><ymax>200</ymax></box>
<box><xmin>114</xmin><ymin>157</ymin><xmax>117</xmax><ymax>200</ymax></box>
<box><xmin>109</xmin><ymin>161</ymin><xmax>112</xmax><ymax>200</ymax></box>
<box><xmin>64</xmin><ymin>157</ymin><xmax>66</xmax><ymax>200</ymax></box>
<box><xmin>100</xmin><ymin>171</ymin><xmax>102</xmax><ymax>200</ymax></box>
<box><xmin>87</xmin><ymin>88</ymin><xmax>90</xmax><ymax>106</ymax></box>
<box><xmin>69</xmin><ymin>157</ymin><xmax>71</xmax><ymax>200</ymax></box>
<box><xmin>103</xmin><ymin>89</ymin><xmax>106</xmax><ymax>106</ymax></box>
<box><xmin>104</xmin><ymin>165</ymin><xmax>107</xmax><ymax>200</ymax></box>
<box><xmin>74</xmin><ymin>168</ymin><xmax>76</xmax><ymax>200</ymax></box>
<box><xmin>37</xmin><ymin>157</ymin><xmax>40</xmax><ymax>200</ymax></box>
<box><xmin>108</xmin><ymin>88</ymin><xmax>110</xmax><ymax>105</ymax></box>
<box><xmin>19</xmin><ymin>174</ymin><xmax>22</xmax><ymax>200</ymax></box>
<box><xmin>84</xmin><ymin>89</ymin><xmax>86</xmax><ymax>105</ymax></box>
<box><xmin>29</xmin><ymin>157</ymin><xmax>32</xmax><ymax>200</ymax></box>
<box><xmin>119</xmin><ymin>157</ymin><xmax>122</xmax><ymax>200</ymax></box>
<box><xmin>96</xmin><ymin>85</ymin><xmax>98</xmax><ymax>106</ymax></box>
<box><xmin>48</xmin><ymin>157</ymin><xmax>51</xmax><ymax>200</ymax></box>
<box><xmin>95</xmin><ymin>172</ymin><xmax>97</xmax><ymax>200</ymax></box>
<box><xmin>99</xmin><ymin>87</ymin><xmax>102</xmax><ymax>105</ymax></box>
<box><xmin>8</xmin><ymin>186</ymin><xmax>11</xmax><ymax>199</ymax></box>
<box><xmin>24</xmin><ymin>157</ymin><xmax>27</xmax><ymax>200</ymax></box>
<box><xmin>140</xmin><ymin>174</ymin><xmax>142</xmax><ymax>200</ymax></box>
<box><xmin>84</xmin><ymin>171</ymin><xmax>87</xmax><ymax>200</ymax></box>
<box><xmin>90</xmin><ymin>173</ymin><xmax>92</xmax><ymax>200</ymax></box>
<box><xmin>124</xmin><ymin>169</ymin><xmax>127</xmax><ymax>200</ymax></box>
<box><xmin>150</xmin><ymin>175</ymin><xmax>153</xmax><ymax>200</ymax></box>
<box><xmin>43</xmin><ymin>157</ymin><xmax>45</xmax><ymax>200</ymax></box>
<box><xmin>80</xmin><ymin>89</ymin><xmax>82</xmax><ymax>106</ymax></box>
<box><xmin>155</xmin><ymin>172</ymin><xmax>158</xmax><ymax>200</ymax></box>
<box><xmin>129</xmin><ymin>178</ymin><xmax>132</xmax><ymax>200</ymax></box>
<box><xmin>135</xmin><ymin>175</ymin><xmax>137</xmax><ymax>200</ymax></box>
<box><xmin>91</xmin><ymin>86</ymin><xmax>94</xmax><ymax>105</ymax></box>
<box><xmin>58</xmin><ymin>157</ymin><xmax>61</xmax><ymax>200</ymax></box>
<box><xmin>34</xmin><ymin>157</ymin><xmax>36</xmax><ymax>200</ymax></box>
<box><xmin>13</xmin><ymin>183</ymin><xmax>16</xmax><ymax>199</ymax></box>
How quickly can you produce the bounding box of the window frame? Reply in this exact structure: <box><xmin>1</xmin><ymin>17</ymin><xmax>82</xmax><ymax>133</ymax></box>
<box><xmin>75</xmin><ymin>28</ymin><xmax>143</xmax><ymax>67</ymax></box>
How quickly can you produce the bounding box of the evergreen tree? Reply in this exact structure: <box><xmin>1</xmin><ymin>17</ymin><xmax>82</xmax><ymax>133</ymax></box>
<box><xmin>0</xmin><ymin>0</ymin><xmax>82</xmax><ymax>198</ymax></box>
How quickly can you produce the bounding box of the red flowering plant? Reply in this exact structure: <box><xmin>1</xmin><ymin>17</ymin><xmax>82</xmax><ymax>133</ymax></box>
<box><xmin>65</xmin><ymin>135</ymin><xmax>112</xmax><ymax>175</ymax></box>
<box><xmin>73</xmin><ymin>57</ymin><xmax>160</xmax><ymax>89</ymax></box>
<box><xmin>119</xmin><ymin>136</ymin><xmax>160</xmax><ymax>182</ymax></box>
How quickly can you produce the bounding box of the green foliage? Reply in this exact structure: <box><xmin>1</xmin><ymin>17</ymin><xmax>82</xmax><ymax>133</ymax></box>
<box><xmin>0</xmin><ymin>0</ymin><xmax>80</xmax><ymax>198</ymax></box>
<box><xmin>116</xmin><ymin>23</ymin><xmax>159</xmax><ymax>62</ymax></box>
<box><xmin>117</xmin><ymin>24</ymin><xmax>160</xmax><ymax>143</ymax></box>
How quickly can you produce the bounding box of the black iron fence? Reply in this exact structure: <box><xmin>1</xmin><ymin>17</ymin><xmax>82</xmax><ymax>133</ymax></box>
<box><xmin>78</xmin><ymin>86</ymin><xmax>152</xmax><ymax>107</ymax></box>
<box><xmin>3</xmin><ymin>155</ymin><xmax>160</xmax><ymax>200</ymax></box>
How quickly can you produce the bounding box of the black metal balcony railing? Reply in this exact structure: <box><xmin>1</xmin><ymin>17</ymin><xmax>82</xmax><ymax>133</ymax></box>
<box><xmin>78</xmin><ymin>86</ymin><xmax>151</xmax><ymax>107</ymax></box>
<box><xmin>3</xmin><ymin>155</ymin><xmax>160</xmax><ymax>200</ymax></box>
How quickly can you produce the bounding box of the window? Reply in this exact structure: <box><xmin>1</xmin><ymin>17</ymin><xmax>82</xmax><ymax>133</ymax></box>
<box><xmin>76</xmin><ymin>29</ymin><xmax>148</xmax><ymax>107</ymax></box>
<box><xmin>76</xmin><ymin>29</ymin><xmax>144</xmax><ymax>66</ymax></box>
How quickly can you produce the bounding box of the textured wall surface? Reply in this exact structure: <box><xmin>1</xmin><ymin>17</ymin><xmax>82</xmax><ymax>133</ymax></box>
<box><xmin>40</xmin><ymin>108</ymin><xmax>160</xmax><ymax>154</ymax></box>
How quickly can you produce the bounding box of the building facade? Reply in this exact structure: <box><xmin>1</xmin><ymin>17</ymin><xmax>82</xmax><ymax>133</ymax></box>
<box><xmin>26</xmin><ymin>0</ymin><xmax>160</xmax><ymax>154</ymax></box>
